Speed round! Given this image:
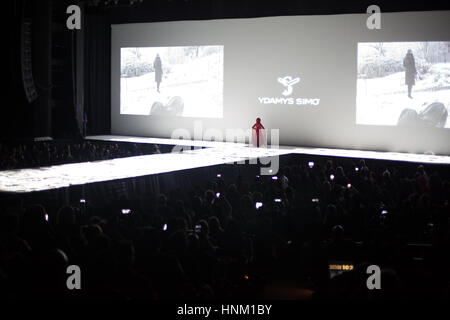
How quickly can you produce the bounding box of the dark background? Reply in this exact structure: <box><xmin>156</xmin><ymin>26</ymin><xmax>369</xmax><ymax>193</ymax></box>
<box><xmin>4</xmin><ymin>0</ymin><xmax>450</xmax><ymax>140</ymax></box>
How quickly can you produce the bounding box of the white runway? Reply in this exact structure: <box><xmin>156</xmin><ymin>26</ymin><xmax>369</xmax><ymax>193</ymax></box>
<box><xmin>0</xmin><ymin>135</ymin><xmax>449</xmax><ymax>193</ymax></box>
<box><xmin>89</xmin><ymin>135</ymin><xmax>450</xmax><ymax>164</ymax></box>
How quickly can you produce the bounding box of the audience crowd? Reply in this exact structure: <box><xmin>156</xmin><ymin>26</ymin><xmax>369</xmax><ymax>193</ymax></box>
<box><xmin>0</xmin><ymin>142</ymin><xmax>449</xmax><ymax>300</ymax></box>
<box><xmin>0</xmin><ymin>140</ymin><xmax>162</xmax><ymax>170</ymax></box>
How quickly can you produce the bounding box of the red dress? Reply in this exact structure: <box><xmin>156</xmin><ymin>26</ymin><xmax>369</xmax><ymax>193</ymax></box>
<box><xmin>252</xmin><ymin>122</ymin><xmax>266</xmax><ymax>147</ymax></box>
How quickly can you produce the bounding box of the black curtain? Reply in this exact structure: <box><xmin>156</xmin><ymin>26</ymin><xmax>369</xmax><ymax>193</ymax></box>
<box><xmin>31</xmin><ymin>0</ymin><xmax>52</xmax><ymax>138</ymax></box>
<box><xmin>3</xmin><ymin>0</ymin><xmax>49</xmax><ymax>139</ymax></box>
<box><xmin>84</xmin><ymin>10</ymin><xmax>111</xmax><ymax>135</ymax></box>
<box><xmin>3</xmin><ymin>0</ymin><xmax>29</xmax><ymax>139</ymax></box>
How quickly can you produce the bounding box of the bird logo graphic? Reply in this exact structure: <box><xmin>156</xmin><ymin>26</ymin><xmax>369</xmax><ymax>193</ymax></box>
<box><xmin>277</xmin><ymin>76</ymin><xmax>300</xmax><ymax>96</ymax></box>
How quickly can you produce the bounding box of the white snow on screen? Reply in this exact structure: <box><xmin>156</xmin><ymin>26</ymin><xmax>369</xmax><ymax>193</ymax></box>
<box><xmin>356</xmin><ymin>41</ymin><xmax>450</xmax><ymax>128</ymax></box>
<box><xmin>120</xmin><ymin>46</ymin><xmax>224</xmax><ymax>118</ymax></box>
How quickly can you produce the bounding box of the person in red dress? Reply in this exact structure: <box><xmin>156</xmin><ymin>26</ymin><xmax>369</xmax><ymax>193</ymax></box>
<box><xmin>252</xmin><ymin>117</ymin><xmax>265</xmax><ymax>147</ymax></box>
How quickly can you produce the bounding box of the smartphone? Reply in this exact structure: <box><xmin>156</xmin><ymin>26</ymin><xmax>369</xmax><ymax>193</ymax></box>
<box><xmin>274</xmin><ymin>198</ymin><xmax>282</xmax><ymax>203</ymax></box>
<box><xmin>216</xmin><ymin>192</ymin><xmax>221</xmax><ymax>198</ymax></box>
<box><xmin>80</xmin><ymin>199</ymin><xmax>86</xmax><ymax>203</ymax></box>
<box><xmin>216</xmin><ymin>174</ymin><xmax>222</xmax><ymax>178</ymax></box>
<box><xmin>45</xmin><ymin>213</ymin><xmax>49</xmax><ymax>221</ymax></box>
<box><xmin>381</xmin><ymin>209</ymin><xmax>388</xmax><ymax>215</ymax></box>
<box><xmin>255</xmin><ymin>202</ymin><xmax>263</xmax><ymax>209</ymax></box>
<box><xmin>330</xmin><ymin>174</ymin><xmax>335</xmax><ymax>181</ymax></box>
<box><xmin>312</xmin><ymin>198</ymin><xmax>319</xmax><ymax>203</ymax></box>
<box><xmin>355</xmin><ymin>167</ymin><xmax>359</xmax><ymax>172</ymax></box>
<box><xmin>195</xmin><ymin>225</ymin><xmax>202</xmax><ymax>233</ymax></box>
<box><xmin>308</xmin><ymin>161</ymin><xmax>314</xmax><ymax>168</ymax></box>
<box><xmin>162</xmin><ymin>223</ymin><xmax>168</xmax><ymax>231</ymax></box>
<box><xmin>329</xmin><ymin>260</ymin><xmax>354</xmax><ymax>279</ymax></box>
<box><xmin>347</xmin><ymin>183</ymin><xmax>352</xmax><ymax>188</ymax></box>
<box><xmin>122</xmin><ymin>209</ymin><xmax>131</xmax><ymax>215</ymax></box>
<box><xmin>272</xmin><ymin>176</ymin><xmax>278</xmax><ymax>180</ymax></box>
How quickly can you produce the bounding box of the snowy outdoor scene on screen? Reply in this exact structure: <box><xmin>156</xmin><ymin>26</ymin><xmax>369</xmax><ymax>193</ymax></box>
<box><xmin>356</xmin><ymin>41</ymin><xmax>450</xmax><ymax>128</ymax></box>
<box><xmin>120</xmin><ymin>45</ymin><xmax>224</xmax><ymax>118</ymax></box>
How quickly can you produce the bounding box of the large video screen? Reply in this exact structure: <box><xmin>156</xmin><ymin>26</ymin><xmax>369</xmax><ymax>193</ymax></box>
<box><xmin>357</xmin><ymin>41</ymin><xmax>450</xmax><ymax>128</ymax></box>
<box><xmin>120</xmin><ymin>45</ymin><xmax>223</xmax><ymax>118</ymax></box>
<box><xmin>111</xmin><ymin>11</ymin><xmax>450</xmax><ymax>155</ymax></box>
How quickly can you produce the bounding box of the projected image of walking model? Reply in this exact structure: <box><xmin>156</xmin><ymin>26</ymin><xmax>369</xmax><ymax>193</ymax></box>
<box><xmin>120</xmin><ymin>45</ymin><xmax>223</xmax><ymax>118</ymax></box>
<box><xmin>356</xmin><ymin>41</ymin><xmax>450</xmax><ymax>128</ymax></box>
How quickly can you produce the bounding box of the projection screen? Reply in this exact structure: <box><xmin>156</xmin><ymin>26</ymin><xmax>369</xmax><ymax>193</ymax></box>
<box><xmin>111</xmin><ymin>10</ymin><xmax>450</xmax><ymax>155</ymax></box>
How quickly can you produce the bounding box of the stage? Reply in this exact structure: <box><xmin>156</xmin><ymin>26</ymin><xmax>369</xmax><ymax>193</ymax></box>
<box><xmin>0</xmin><ymin>135</ymin><xmax>449</xmax><ymax>194</ymax></box>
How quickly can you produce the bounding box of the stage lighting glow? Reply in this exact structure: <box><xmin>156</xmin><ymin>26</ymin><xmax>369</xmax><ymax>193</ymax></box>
<box><xmin>111</xmin><ymin>12</ymin><xmax>450</xmax><ymax>155</ymax></box>
<box><xmin>0</xmin><ymin>138</ymin><xmax>291</xmax><ymax>193</ymax></box>
<box><xmin>1</xmin><ymin>135</ymin><xmax>449</xmax><ymax>194</ymax></box>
